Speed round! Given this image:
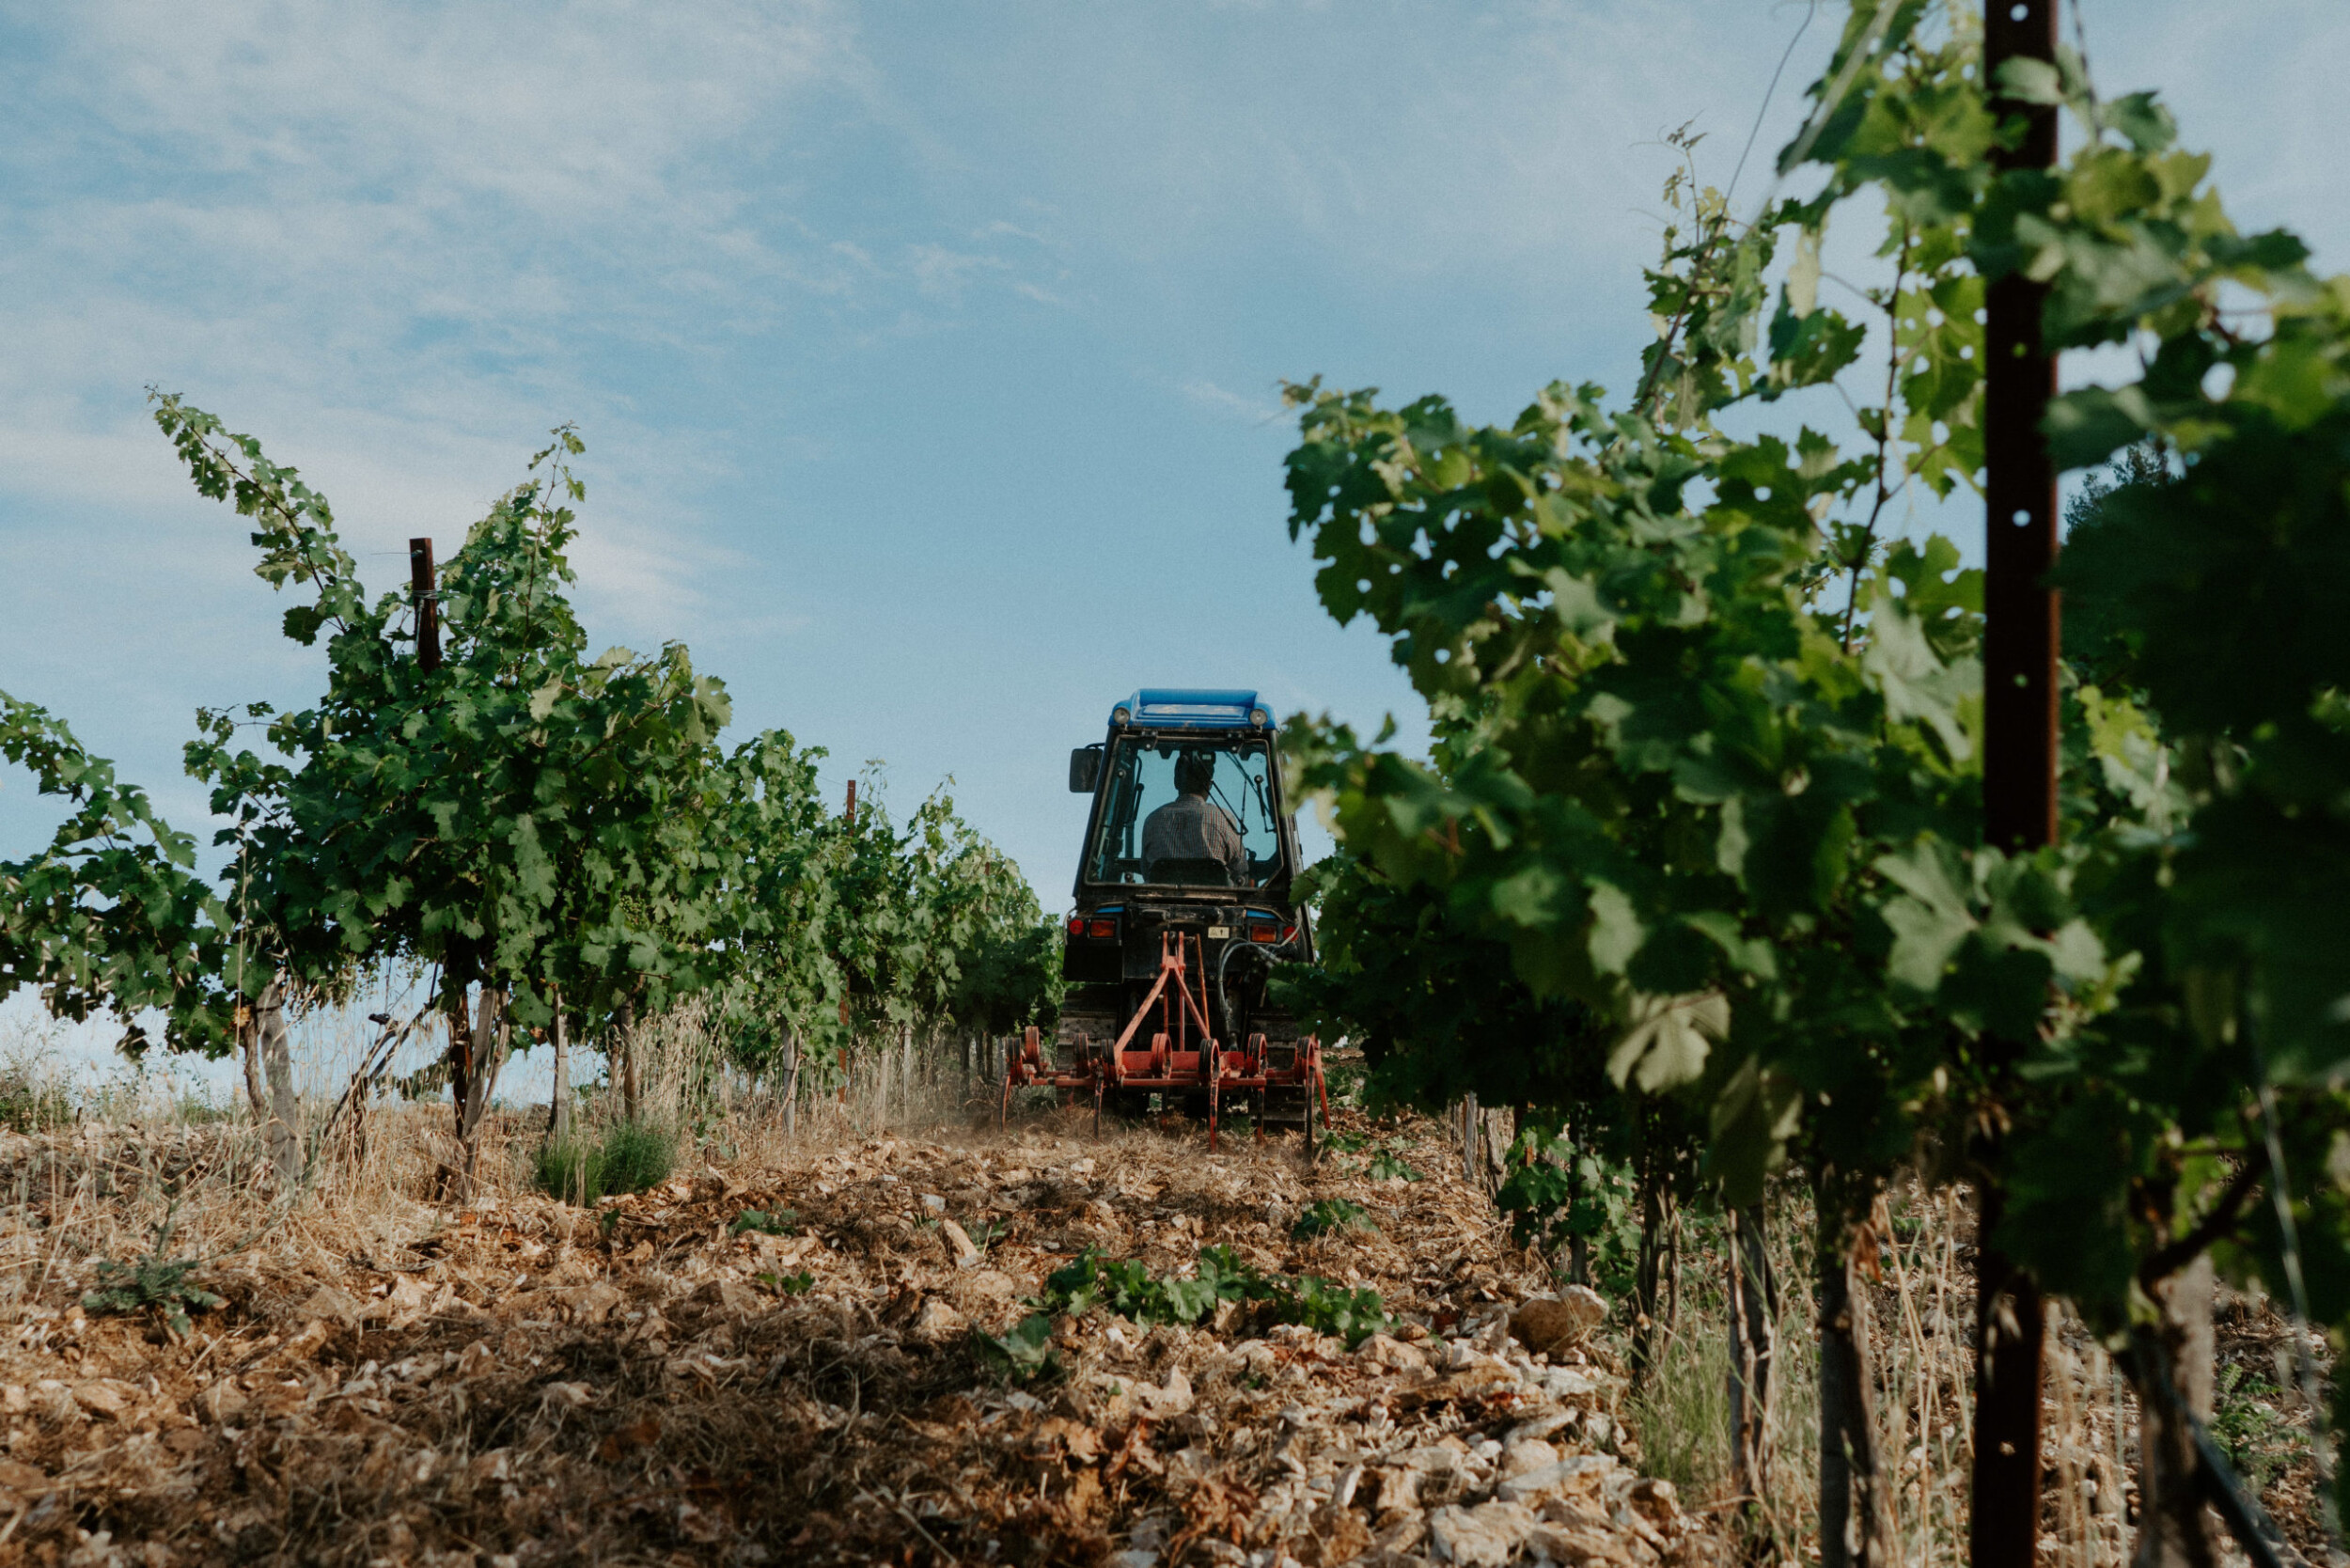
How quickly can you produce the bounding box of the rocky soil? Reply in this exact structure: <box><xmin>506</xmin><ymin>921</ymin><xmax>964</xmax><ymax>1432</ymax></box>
<box><xmin>0</xmin><ymin>1105</ymin><xmax>1715</xmax><ymax>1567</ymax></box>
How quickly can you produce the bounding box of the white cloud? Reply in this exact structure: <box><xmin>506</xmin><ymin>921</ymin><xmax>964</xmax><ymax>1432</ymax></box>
<box><xmin>899</xmin><ymin>1</ymin><xmax>1818</xmax><ymax>294</ymax></box>
<box><xmin>905</xmin><ymin>243</ymin><xmax>1010</xmax><ymax>305</ymax></box>
<box><xmin>1010</xmin><ymin>280</ymin><xmax>1078</xmax><ymax>309</ymax></box>
<box><xmin>1179</xmin><ymin>377</ymin><xmax>1283</xmax><ymax>423</ymax></box>
<box><xmin>0</xmin><ymin>0</ymin><xmax>886</xmax><ymax>675</ymax></box>
<box><xmin>974</xmin><ymin>219</ymin><xmax>1052</xmax><ymax>247</ymax></box>
<box><xmin>0</xmin><ymin>6</ymin><xmax>866</xmax><ymax>382</ymax></box>
<box><xmin>52</xmin><ymin>2</ymin><xmax>852</xmax><ymax>209</ymax></box>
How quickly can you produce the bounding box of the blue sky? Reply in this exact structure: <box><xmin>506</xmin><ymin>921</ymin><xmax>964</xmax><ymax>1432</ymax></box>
<box><xmin>5</xmin><ymin>0</ymin><xmax>2348</xmax><ymax>932</ymax></box>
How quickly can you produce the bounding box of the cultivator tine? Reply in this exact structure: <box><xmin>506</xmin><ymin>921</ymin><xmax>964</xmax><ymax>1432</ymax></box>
<box><xmin>999</xmin><ymin>1025</ymin><xmax>1042</xmax><ymax>1131</ymax></box>
<box><xmin>1309</xmin><ymin>1038</ymin><xmax>1330</xmax><ymax>1153</ymax></box>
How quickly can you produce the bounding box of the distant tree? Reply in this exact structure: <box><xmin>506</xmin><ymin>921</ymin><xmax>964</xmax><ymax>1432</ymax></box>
<box><xmin>2060</xmin><ymin>440</ymin><xmax>2177</xmax><ymax>691</ymax></box>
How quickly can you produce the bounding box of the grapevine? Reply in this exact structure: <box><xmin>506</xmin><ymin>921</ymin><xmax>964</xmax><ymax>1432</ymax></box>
<box><xmin>1276</xmin><ymin>1</ymin><xmax>2350</xmax><ymax>1554</ymax></box>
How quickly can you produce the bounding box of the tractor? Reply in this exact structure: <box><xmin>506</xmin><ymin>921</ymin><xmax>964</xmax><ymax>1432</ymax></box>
<box><xmin>999</xmin><ymin>688</ymin><xmax>1326</xmax><ymax>1146</ymax></box>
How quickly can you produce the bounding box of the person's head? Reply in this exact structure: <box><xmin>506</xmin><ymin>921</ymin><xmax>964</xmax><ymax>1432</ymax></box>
<box><xmin>1174</xmin><ymin>749</ymin><xmax>1215</xmax><ymax>797</ymax></box>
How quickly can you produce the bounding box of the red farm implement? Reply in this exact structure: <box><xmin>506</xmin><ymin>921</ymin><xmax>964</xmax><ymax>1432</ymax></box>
<box><xmin>1000</xmin><ymin>929</ymin><xmax>1325</xmax><ymax>1149</ymax></box>
<box><xmin>1016</xmin><ymin>687</ymin><xmax>1324</xmax><ymax>1146</ymax></box>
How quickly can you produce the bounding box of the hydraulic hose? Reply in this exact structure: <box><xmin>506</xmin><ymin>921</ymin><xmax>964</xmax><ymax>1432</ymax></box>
<box><xmin>1214</xmin><ymin>929</ymin><xmax>1293</xmax><ymax>1043</ymax></box>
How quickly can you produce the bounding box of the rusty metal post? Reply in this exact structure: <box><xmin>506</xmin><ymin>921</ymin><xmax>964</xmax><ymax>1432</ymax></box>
<box><xmin>1983</xmin><ymin>5</ymin><xmax>2060</xmax><ymax>854</ymax></box>
<box><xmin>1974</xmin><ymin>4</ymin><xmax>2059</xmax><ymax>1564</ymax></box>
<box><xmin>409</xmin><ymin>537</ymin><xmax>440</xmax><ymax>673</ymax></box>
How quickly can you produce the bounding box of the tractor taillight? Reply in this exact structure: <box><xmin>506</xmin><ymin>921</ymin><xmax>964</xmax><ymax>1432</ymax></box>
<box><xmin>1087</xmin><ymin>918</ymin><xmax>1118</xmax><ymax>939</ymax></box>
<box><xmin>1281</xmin><ymin>925</ymin><xmax>1298</xmax><ymax>943</ymax></box>
<box><xmin>1066</xmin><ymin>916</ymin><xmax>1085</xmax><ymax>936</ymax></box>
<box><xmin>1249</xmin><ymin>923</ymin><xmax>1279</xmax><ymax>943</ymax></box>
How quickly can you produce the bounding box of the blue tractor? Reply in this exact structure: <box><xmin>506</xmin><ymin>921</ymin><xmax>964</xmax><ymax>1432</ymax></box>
<box><xmin>999</xmin><ymin>689</ymin><xmax>1325</xmax><ymax>1144</ymax></box>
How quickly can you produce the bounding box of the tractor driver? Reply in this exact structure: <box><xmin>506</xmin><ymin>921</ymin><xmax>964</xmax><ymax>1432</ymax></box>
<box><xmin>1142</xmin><ymin>749</ymin><xmax>1251</xmax><ymax>886</ymax></box>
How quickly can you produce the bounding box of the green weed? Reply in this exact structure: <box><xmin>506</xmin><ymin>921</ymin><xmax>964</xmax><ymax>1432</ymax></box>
<box><xmin>536</xmin><ymin>1136</ymin><xmax>603</xmax><ymax>1205</ymax></box>
<box><xmin>536</xmin><ymin>1121</ymin><xmax>678</xmax><ymax>1206</ymax></box>
<box><xmin>2211</xmin><ymin>1360</ymin><xmax>2310</xmax><ymax>1494</ymax></box>
<box><xmin>1291</xmin><ymin>1198</ymin><xmax>1376</xmax><ymax>1240</ymax></box>
<box><xmin>1281</xmin><ymin>1276</ymin><xmax>1393</xmax><ymax>1346</ymax></box>
<box><xmin>1625</xmin><ymin>1309</ymin><xmax>1733</xmax><ymax>1500</ymax></box>
<box><xmin>595</xmin><ymin>1120</ymin><xmax>676</xmax><ymax>1196</ymax></box>
<box><xmin>82</xmin><ymin>1217</ymin><xmax>222</xmax><ymax>1338</ymax></box>
<box><xmin>730</xmin><ymin>1208</ymin><xmax>798</xmax><ymax>1236</ymax></box>
<box><xmin>979</xmin><ymin>1312</ymin><xmax>1058</xmax><ymax>1382</ymax></box>
<box><xmin>1037</xmin><ymin>1243</ymin><xmax>1394</xmax><ymax>1348</ymax></box>
<box><xmin>0</xmin><ymin>1068</ymin><xmax>72</xmax><ymax>1134</ymax></box>
<box><xmin>1044</xmin><ymin>1246</ymin><xmax>1250</xmax><ymax>1325</ymax></box>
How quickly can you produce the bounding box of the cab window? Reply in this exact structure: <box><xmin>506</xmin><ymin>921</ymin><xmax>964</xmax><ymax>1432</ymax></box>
<box><xmin>1086</xmin><ymin>738</ymin><xmax>1282</xmax><ymax>885</ymax></box>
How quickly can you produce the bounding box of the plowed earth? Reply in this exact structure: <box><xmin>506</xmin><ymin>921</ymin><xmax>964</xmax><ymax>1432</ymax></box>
<box><xmin>0</xmin><ymin>1106</ymin><xmax>1712</xmax><ymax>1567</ymax></box>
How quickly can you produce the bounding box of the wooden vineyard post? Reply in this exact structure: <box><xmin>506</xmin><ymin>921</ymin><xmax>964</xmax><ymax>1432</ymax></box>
<box><xmin>780</xmin><ymin>1027</ymin><xmax>801</xmax><ymax>1137</ymax></box>
<box><xmin>409</xmin><ymin>538</ymin><xmax>440</xmax><ymax>672</ymax></box>
<box><xmin>1726</xmin><ymin>1204</ymin><xmax>1779</xmax><ymax>1529</ymax></box>
<box><xmin>549</xmin><ymin>990</ymin><xmax>570</xmax><ymax>1142</ymax></box>
<box><xmin>618</xmin><ymin>996</ymin><xmax>639</xmax><ymax>1124</ymax></box>
<box><xmin>1975</xmin><ymin>2</ymin><xmax>2059</xmax><ymax>1563</ymax></box>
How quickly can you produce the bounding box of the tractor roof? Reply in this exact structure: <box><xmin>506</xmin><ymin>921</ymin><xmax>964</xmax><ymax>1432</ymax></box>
<box><xmin>1110</xmin><ymin>689</ymin><xmax>1267</xmax><ymax>730</ymax></box>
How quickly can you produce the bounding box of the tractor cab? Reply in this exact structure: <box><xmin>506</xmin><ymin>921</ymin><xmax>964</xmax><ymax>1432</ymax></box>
<box><xmin>1000</xmin><ymin>689</ymin><xmax>1324</xmax><ymax>1143</ymax></box>
<box><xmin>1063</xmin><ymin>688</ymin><xmax>1312</xmax><ymax>972</ymax></box>
<box><xmin>1072</xmin><ymin>699</ymin><xmax>1299</xmax><ymax>895</ymax></box>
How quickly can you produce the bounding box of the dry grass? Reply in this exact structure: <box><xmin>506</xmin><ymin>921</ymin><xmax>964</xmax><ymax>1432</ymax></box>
<box><xmin>0</xmin><ymin>1015</ymin><xmax>1728</xmax><ymax>1567</ymax></box>
<box><xmin>0</xmin><ymin>1004</ymin><xmax>2330</xmax><ymax>1566</ymax></box>
<box><xmin>1623</xmin><ymin>1176</ymin><xmax>2331</xmax><ymax>1567</ymax></box>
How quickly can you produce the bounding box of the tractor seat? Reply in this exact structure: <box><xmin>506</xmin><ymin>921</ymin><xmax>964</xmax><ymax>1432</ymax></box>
<box><xmin>1148</xmin><ymin>856</ymin><xmax>1230</xmax><ymax>886</ymax></box>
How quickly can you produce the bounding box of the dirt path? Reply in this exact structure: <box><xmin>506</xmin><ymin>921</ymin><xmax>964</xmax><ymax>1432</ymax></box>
<box><xmin>0</xmin><ymin>1108</ymin><xmax>1708</xmax><ymax>1566</ymax></box>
